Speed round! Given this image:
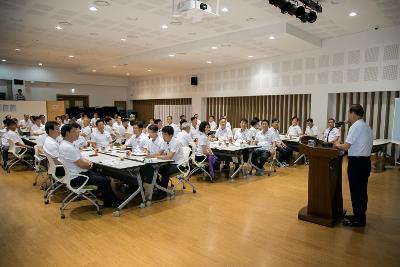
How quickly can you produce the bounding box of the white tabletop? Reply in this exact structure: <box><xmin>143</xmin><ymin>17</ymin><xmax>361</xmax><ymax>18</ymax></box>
<box><xmin>373</xmin><ymin>139</ymin><xmax>391</xmax><ymax>146</ymax></box>
<box><xmin>210</xmin><ymin>142</ymin><xmax>260</xmax><ymax>151</ymax></box>
<box><xmin>279</xmin><ymin>135</ymin><xmax>300</xmax><ymax>142</ymax></box>
<box><xmin>81</xmin><ymin>150</ymin><xmax>144</xmax><ymax>170</ymax></box>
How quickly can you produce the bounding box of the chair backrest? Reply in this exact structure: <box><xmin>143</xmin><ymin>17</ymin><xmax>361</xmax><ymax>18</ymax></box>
<box><xmin>7</xmin><ymin>139</ymin><xmax>17</xmax><ymax>155</ymax></box>
<box><xmin>189</xmin><ymin>141</ymin><xmax>197</xmax><ymax>161</ymax></box>
<box><xmin>181</xmin><ymin>146</ymin><xmax>191</xmax><ymax>166</ymax></box>
<box><xmin>44</xmin><ymin>151</ymin><xmax>65</xmax><ymax>182</ymax></box>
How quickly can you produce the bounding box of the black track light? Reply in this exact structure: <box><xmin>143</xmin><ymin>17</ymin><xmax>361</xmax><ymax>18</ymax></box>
<box><xmin>280</xmin><ymin>1</ymin><xmax>292</xmax><ymax>14</ymax></box>
<box><xmin>308</xmin><ymin>11</ymin><xmax>317</xmax><ymax>23</ymax></box>
<box><xmin>295</xmin><ymin>6</ymin><xmax>306</xmax><ymax>18</ymax></box>
<box><xmin>269</xmin><ymin>0</ymin><xmax>280</xmax><ymax>7</ymax></box>
<box><xmin>199</xmin><ymin>2</ymin><xmax>207</xmax><ymax>10</ymax></box>
<box><xmin>287</xmin><ymin>3</ymin><xmax>297</xmax><ymax>16</ymax></box>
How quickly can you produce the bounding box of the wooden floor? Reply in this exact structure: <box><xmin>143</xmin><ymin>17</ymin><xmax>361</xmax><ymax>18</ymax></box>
<box><xmin>0</xmin><ymin>161</ymin><xmax>399</xmax><ymax>267</ymax></box>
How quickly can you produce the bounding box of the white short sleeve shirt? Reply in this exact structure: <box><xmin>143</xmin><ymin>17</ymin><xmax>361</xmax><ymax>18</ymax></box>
<box><xmin>126</xmin><ymin>133</ymin><xmax>149</xmax><ymax>153</ymax></box>
<box><xmin>90</xmin><ymin>131</ymin><xmax>111</xmax><ymax>148</ymax></box>
<box><xmin>144</xmin><ymin>136</ymin><xmax>164</xmax><ymax>155</ymax></box>
<box><xmin>256</xmin><ymin>130</ymin><xmax>273</xmax><ymax>151</ymax></box>
<box><xmin>345</xmin><ymin>119</ymin><xmax>373</xmax><ymax>157</ymax></box>
<box><xmin>216</xmin><ymin>127</ymin><xmax>233</xmax><ymax>140</ymax></box>
<box><xmin>234</xmin><ymin>129</ymin><xmax>251</xmax><ymax>142</ymax></box>
<box><xmin>59</xmin><ymin>140</ymin><xmax>86</xmax><ymax>176</ymax></box>
<box><xmin>176</xmin><ymin>131</ymin><xmax>192</xmax><ymax>147</ymax></box>
<box><xmin>44</xmin><ymin>136</ymin><xmax>60</xmax><ymax>158</ymax></box>
<box><xmin>161</xmin><ymin>138</ymin><xmax>185</xmax><ymax>165</ymax></box>
<box><xmin>287</xmin><ymin>125</ymin><xmax>302</xmax><ymax>136</ymax></box>
<box><xmin>323</xmin><ymin>127</ymin><xmax>340</xmax><ymax>143</ymax></box>
<box><xmin>196</xmin><ymin>133</ymin><xmax>210</xmax><ymax>156</ymax></box>
<box><xmin>268</xmin><ymin>127</ymin><xmax>281</xmax><ymax>144</ymax></box>
<box><xmin>305</xmin><ymin>125</ymin><xmax>319</xmax><ymax>137</ymax></box>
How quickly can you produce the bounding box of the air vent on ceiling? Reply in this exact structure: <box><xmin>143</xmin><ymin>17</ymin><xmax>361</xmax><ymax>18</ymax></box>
<box><xmin>383</xmin><ymin>44</ymin><xmax>399</xmax><ymax>61</ymax></box>
<box><xmin>382</xmin><ymin>65</ymin><xmax>398</xmax><ymax>80</ymax></box>
<box><xmin>365</xmin><ymin>47</ymin><xmax>379</xmax><ymax>63</ymax></box>
<box><xmin>364</xmin><ymin>66</ymin><xmax>379</xmax><ymax>81</ymax></box>
<box><xmin>348</xmin><ymin>50</ymin><xmax>360</xmax><ymax>64</ymax></box>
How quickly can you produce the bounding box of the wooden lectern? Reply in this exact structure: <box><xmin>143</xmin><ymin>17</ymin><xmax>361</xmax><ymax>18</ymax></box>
<box><xmin>298</xmin><ymin>141</ymin><xmax>345</xmax><ymax>227</ymax></box>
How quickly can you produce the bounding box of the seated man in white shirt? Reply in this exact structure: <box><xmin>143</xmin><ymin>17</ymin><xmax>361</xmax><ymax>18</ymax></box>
<box><xmin>73</xmin><ymin>124</ymin><xmax>88</xmax><ymax>149</ymax></box>
<box><xmin>121</xmin><ymin>118</ymin><xmax>133</xmax><ymax>143</ymax></box>
<box><xmin>55</xmin><ymin>116</ymin><xmax>64</xmax><ymax>130</ymax></box>
<box><xmin>215</xmin><ymin>118</ymin><xmax>233</xmax><ymax>142</ymax></box>
<box><xmin>287</xmin><ymin>116</ymin><xmax>302</xmax><ymax>137</ymax></box>
<box><xmin>121</xmin><ymin>121</ymin><xmax>149</xmax><ymax>154</ymax></box>
<box><xmin>233</xmin><ymin>118</ymin><xmax>252</xmax><ymax>170</ymax></box>
<box><xmin>248</xmin><ymin>119</ymin><xmax>259</xmax><ymax>141</ymax></box>
<box><xmin>193</xmin><ymin>114</ymin><xmax>201</xmax><ymax>127</ymax></box>
<box><xmin>104</xmin><ymin>117</ymin><xmax>115</xmax><ymax>137</ymax></box>
<box><xmin>154</xmin><ymin>119</ymin><xmax>163</xmax><ymax>139</ymax></box>
<box><xmin>269</xmin><ymin>118</ymin><xmax>293</xmax><ymax>167</ymax></box>
<box><xmin>1</xmin><ymin>119</ymin><xmax>10</xmax><ymax>168</ymax></box>
<box><xmin>62</xmin><ymin>114</ymin><xmax>70</xmax><ymax>125</ymax></box>
<box><xmin>304</xmin><ymin>118</ymin><xmax>319</xmax><ymax>138</ymax></box>
<box><xmin>323</xmin><ymin>118</ymin><xmax>341</xmax><ymax>144</ymax></box>
<box><xmin>166</xmin><ymin>116</ymin><xmax>180</xmax><ymax>136</ymax></box>
<box><xmin>208</xmin><ymin>115</ymin><xmax>217</xmax><ymax>130</ymax></box>
<box><xmin>190</xmin><ymin>116</ymin><xmax>199</xmax><ymax>140</ymax></box>
<box><xmin>222</xmin><ymin>115</ymin><xmax>232</xmax><ymax>129</ymax></box>
<box><xmin>81</xmin><ymin>118</ymin><xmax>92</xmax><ymax>141</ymax></box>
<box><xmin>59</xmin><ymin>123</ymin><xmax>118</xmax><ymax>207</ymax></box>
<box><xmin>176</xmin><ymin>122</ymin><xmax>193</xmax><ymax>147</ymax></box>
<box><xmin>30</xmin><ymin>116</ymin><xmax>46</xmax><ymax>136</ymax></box>
<box><xmin>252</xmin><ymin>120</ymin><xmax>275</xmax><ymax>175</ymax></box>
<box><xmin>19</xmin><ymin>114</ymin><xmax>33</xmax><ymax>131</ymax></box>
<box><xmin>144</xmin><ymin>124</ymin><xmax>163</xmax><ymax>155</ymax></box>
<box><xmin>6</xmin><ymin>119</ymin><xmax>35</xmax><ymax>165</ymax></box>
<box><xmin>76</xmin><ymin>112</ymin><xmax>85</xmax><ymax>127</ymax></box>
<box><xmin>39</xmin><ymin>115</ymin><xmax>46</xmax><ymax>126</ymax></box>
<box><xmin>43</xmin><ymin>121</ymin><xmax>65</xmax><ymax>176</ymax></box>
<box><xmin>90</xmin><ymin>112</ymin><xmax>99</xmax><ymax>127</ymax></box>
<box><xmin>145</xmin><ymin>126</ymin><xmax>185</xmax><ymax>200</ymax></box>
<box><xmin>90</xmin><ymin>119</ymin><xmax>112</xmax><ymax>149</ymax></box>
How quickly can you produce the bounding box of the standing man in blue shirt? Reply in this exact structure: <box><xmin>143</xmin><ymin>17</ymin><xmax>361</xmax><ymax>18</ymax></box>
<box><xmin>334</xmin><ymin>104</ymin><xmax>373</xmax><ymax>227</ymax></box>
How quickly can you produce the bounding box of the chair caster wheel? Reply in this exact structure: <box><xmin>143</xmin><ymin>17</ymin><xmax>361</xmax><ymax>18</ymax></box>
<box><xmin>44</xmin><ymin>199</ymin><xmax>49</xmax><ymax>204</ymax></box>
<box><xmin>97</xmin><ymin>210</ymin><xmax>103</xmax><ymax>216</ymax></box>
<box><xmin>60</xmin><ymin>214</ymin><xmax>65</xmax><ymax>219</ymax></box>
<box><xmin>169</xmin><ymin>194</ymin><xmax>175</xmax><ymax>200</ymax></box>
<box><xmin>139</xmin><ymin>203</ymin><xmax>146</xmax><ymax>209</ymax></box>
<box><xmin>33</xmin><ymin>182</ymin><xmax>37</xmax><ymax>186</ymax></box>
<box><xmin>193</xmin><ymin>190</ymin><xmax>197</xmax><ymax>194</ymax></box>
<box><xmin>268</xmin><ymin>173</ymin><xmax>271</xmax><ymax>176</ymax></box>
<box><xmin>7</xmin><ymin>170</ymin><xmax>10</xmax><ymax>173</ymax></box>
<box><xmin>183</xmin><ymin>186</ymin><xmax>186</xmax><ymax>189</ymax></box>
<box><xmin>146</xmin><ymin>201</ymin><xmax>152</xmax><ymax>206</ymax></box>
<box><xmin>113</xmin><ymin>210</ymin><xmax>121</xmax><ymax>217</ymax></box>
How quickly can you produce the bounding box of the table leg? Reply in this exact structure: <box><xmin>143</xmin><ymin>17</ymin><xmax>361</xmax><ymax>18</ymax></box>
<box><xmin>113</xmin><ymin>168</ymin><xmax>146</xmax><ymax>217</ymax></box>
<box><xmin>146</xmin><ymin>164</ymin><xmax>175</xmax><ymax>206</ymax></box>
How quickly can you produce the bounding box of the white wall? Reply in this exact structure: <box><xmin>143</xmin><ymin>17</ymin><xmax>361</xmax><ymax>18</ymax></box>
<box><xmin>0</xmin><ymin>64</ymin><xmax>130</xmax><ymax>108</ymax></box>
<box><xmin>26</xmin><ymin>82</ymin><xmax>128</xmax><ymax>107</ymax></box>
<box><xmin>129</xmin><ymin>25</ymin><xmax>400</xmax><ymax>132</ymax></box>
<box><xmin>0</xmin><ymin>101</ymin><xmax>47</xmax><ymax>121</ymax></box>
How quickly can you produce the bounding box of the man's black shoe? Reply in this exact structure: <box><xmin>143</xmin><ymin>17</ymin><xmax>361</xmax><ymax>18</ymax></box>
<box><xmin>343</xmin><ymin>218</ymin><xmax>366</xmax><ymax>227</ymax></box>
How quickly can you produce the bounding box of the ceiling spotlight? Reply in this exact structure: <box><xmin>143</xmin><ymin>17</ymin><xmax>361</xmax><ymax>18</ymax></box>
<box><xmin>68</xmin><ymin>55</ymin><xmax>75</xmax><ymax>58</ymax></box>
<box><xmin>280</xmin><ymin>1</ymin><xmax>293</xmax><ymax>14</ymax></box>
<box><xmin>126</xmin><ymin>73</ymin><xmax>130</xmax><ymax>76</ymax></box>
<box><xmin>206</xmin><ymin>61</ymin><xmax>212</xmax><ymax>64</ymax></box>
<box><xmin>200</xmin><ymin>3</ymin><xmax>207</xmax><ymax>10</ymax></box>
<box><xmin>295</xmin><ymin>6</ymin><xmax>306</xmax><ymax>18</ymax></box>
<box><xmin>147</xmin><ymin>69</ymin><xmax>152</xmax><ymax>72</ymax></box>
<box><xmin>308</xmin><ymin>11</ymin><xmax>317</xmax><ymax>23</ymax></box>
<box><xmin>112</xmin><ymin>65</ymin><xmax>116</xmax><ymax>68</ymax></box>
<box><xmin>120</xmin><ymin>38</ymin><xmax>126</xmax><ymax>41</ymax></box>
<box><xmin>211</xmin><ymin>46</ymin><xmax>218</xmax><ymax>50</ymax></box>
<box><xmin>92</xmin><ymin>69</ymin><xmax>96</xmax><ymax>72</ymax></box>
<box><xmin>55</xmin><ymin>25</ymin><xmax>63</xmax><ymax>30</ymax></box>
<box><xmin>38</xmin><ymin>62</ymin><xmax>43</xmax><ymax>66</ymax></box>
<box><xmin>1</xmin><ymin>59</ymin><xmax>7</xmax><ymax>62</ymax></box>
<box><xmin>161</xmin><ymin>24</ymin><xmax>168</xmax><ymax>29</ymax></box>
<box><xmin>221</xmin><ymin>7</ymin><xmax>229</xmax><ymax>12</ymax></box>
<box><xmin>15</xmin><ymin>48</ymin><xmax>21</xmax><ymax>51</ymax></box>
<box><xmin>349</xmin><ymin>11</ymin><xmax>357</xmax><ymax>17</ymax></box>
<box><xmin>248</xmin><ymin>55</ymin><xmax>254</xmax><ymax>58</ymax></box>
<box><xmin>71</xmin><ymin>88</ymin><xmax>75</xmax><ymax>93</ymax></box>
<box><xmin>89</xmin><ymin>6</ymin><xmax>98</xmax><ymax>11</ymax></box>
<box><xmin>269</xmin><ymin>35</ymin><xmax>276</xmax><ymax>40</ymax></box>
<box><xmin>169</xmin><ymin>54</ymin><xmax>175</xmax><ymax>57</ymax></box>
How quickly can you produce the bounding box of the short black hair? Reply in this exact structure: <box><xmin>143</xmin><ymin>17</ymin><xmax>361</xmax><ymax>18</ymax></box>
<box><xmin>291</xmin><ymin>116</ymin><xmax>299</xmax><ymax>121</ymax></box>
<box><xmin>190</xmin><ymin>116</ymin><xmax>196</xmax><ymax>122</ymax></box>
<box><xmin>161</xmin><ymin>125</ymin><xmax>174</xmax><ymax>136</ymax></box>
<box><xmin>154</xmin><ymin>119</ymin><xmax>162</xmax><ymax>124</ymax></box>
<box><xmin>61</xmin><ymin>122</ymin><xmax>80</xmax><ymax>137</ymax></box>
<box><xmin>55</xmin><ymin>116</ymin><xmax>61</xmax><ymax>120</ymax></box>
<box><xmin>349</xmin><ymin>104</ymin><xmax>364</xmax><ymax>117</ymax></box>
<box><xmin>180</xmin><ymin>119</ymin><xmax>187</xmax><ymax>126</ymax></box>
<box><xmin>199</xmin><ymin>121</ymin><xmax>210</xmax><ymax>133</ymax></box>
<box><xmin>272</xmin><ymin>118</ymin><xmax>279</xmax><ymax>123</ymax></box>
<box><xmin>261</xmin><ymin>119</ymin><xmax>269</xmax><ymax>125</ymax></box>
<box><xmin>148</xmin><ymin>124</ymin><xmax>158</xmax><ymax>133</ymax></box>
<box><xmin>328</xmin><ymin>118</ymin><xmax>335</xmax><ymax>123</ymax></box>
<box><xmin>105</xmin><ymin>117</ymin><xmax>112</xmax><ymax>123</ymax></box>
<box><xmin>122</xmin><ymin>118</ymin><xmax>129</xmax><ymax>123</ymax></box>
<box><xmin>132</xmin><ymin>121</ymin><xmax>144</xmax><ymax>129</ymax></box>
<box><xmin>306</xmin><ymin>118</ymin><xmax>313</xmax><ymax>123</ymax></box>
<box><xmin>209</xmin><ymin>115</ymin><xmax>214</xmax><ymax>119</ymax></box>
<box><xmin>6</xmin><ymin>119</ymin><xmax>16</xmax><ymax>127</ymax></box>
<box><xmin>45</xmin><ymin>121</ymin><xmax>59</xmax><ymax>134</ymax></box>
<box><xmin>34</xmin><ymin>116</ymin><xmax>41</xmax><ymax>121</ymax></box>
<box><xmin>18</xmin><ymin>89</ymin><xmax>22</xmax><ymax>92</ymax></box>
<box><xmin>253</xmin><ymin>117</ymin><xmax>260</xmax><ymax>122</ymax></box>
<box><xmin>240</xmin><ymin>118</ymin><xmax>248</xmax><ymax>124</ymax></box>
<box><xmin>179</xmin><ymin>115</ymin><xmax>185</xmax><ymax>119</ymax></box>
<box><xmin>250</xmin><ymin>119</ymin><xmax>258</xmax><ymax>126</ymax></box>
<box><xmin>96</xmin><ymin>119</ymin><xmax>105</xmax><ymax>126</ymax></box>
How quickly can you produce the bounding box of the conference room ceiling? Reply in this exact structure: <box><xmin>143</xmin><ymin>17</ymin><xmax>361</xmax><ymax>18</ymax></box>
<box><xmin>0</xmin><ymin>0</ymin><xmax>399</xmax><ymax>77</ymax></box>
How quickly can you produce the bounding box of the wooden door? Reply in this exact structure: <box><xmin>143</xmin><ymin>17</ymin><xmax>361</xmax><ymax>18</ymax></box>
<box><xmin>57</xmin><ymin>95</ymin><xmax>89</xmax><ymax>108</ymax></box>
<box><xmin>46</xmin><ymin>101</ymin><xmax>65</xmax><ymax>121</ymax></box>
<box><xmin>114</xmin><ymin>101</ymin><xmax>127</xmax><ymax>111</ymax></box>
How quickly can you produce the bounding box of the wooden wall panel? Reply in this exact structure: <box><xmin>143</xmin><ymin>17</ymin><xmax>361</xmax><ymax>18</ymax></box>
<box><xmin>205</xmin><ymin>94</ymin><xmax>311</xmax><ymax>132</ymax></box>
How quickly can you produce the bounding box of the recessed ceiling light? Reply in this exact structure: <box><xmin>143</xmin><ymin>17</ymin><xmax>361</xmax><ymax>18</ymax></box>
<box><xmin>38</xmin><ymin>62</ymin><xmax>43</xmax><ymax>66</ymax></box>
<box><xmin>246</xmin><ymin>18</ymin><xmax>256</xmax><ymax>22</ymax></box>
<box><xmin>55</xmin><ymin>26</ymin><xmax>63</xmax><ymax>30</ymax></box>
<box><xmin>211</xmin><ymin>46</ymin><xmax>218</xmax><ymax>50</ymax></box>
<box><xmin>71</xmin><ymin>88</ymin><xmax>75</xmax><ymax>93</ymax></box>
<box><xmin>269</xmin><ymin>35</ymin><xmax>276</xmax><ymax>40</ymax></box>
<box><xmin>112</xmin><ymin>65</ymin><xmax>117</xmax><ymax>68</ymax></box>
<box><xmin>169</xmin><ymin>54</ymin><xmax>175</xmax><ymax>57</ymax></box>
<box><xmin>349</xmin><ymin>11</ymin><xmax>357</xmax><ymax>17</ymax></box>
<box><xmin>126</xmin><ymin>73</ymin><xmax>130</xmax><ymax>76</ymax></box>
<box><xmin>161</xmin><ymin>24</ymin><xmax>168</xmax><ymax>29</ymax></box>
<box><xmin>121</xmin><ymin>38</ymin><xmax>126</xmax><ymax>41</ymax></box>
<box><xmin>221</xmin><ymin>7</ymin><xmax>229</xmax><ymax>12</ymax></box>
<box><xmin>15</xmin><ymin>48</ymin><xmax>21</xmax><ymax>51</ymax></box>
<box><xmin>1</xmin><ymin>59</ymin><xmax>7</xmax><ymax>62</ymax></box>
<box><xmin>206</xmin><ymin>61</ymin><xmax>212</xmax><ymax>64</ymax></box>
<box><xmin>147</xmin><ymin>69</ymin><xmax>152</xmax><ymax>72</ymax></box>
<box><xmin>248</xmin><ymin>55</ymin><xmax>254</xmax><ymax>58</ymax></box>
<box><xmin>92</xmin><ymin>69</ymin><xmax>96</xmax><ymax>72</ymax></box>
<box><xmin>68</xmin><ymin>55</ymin><xmax>75</xmax><ymax>58</ymax></box>
<box><xmin>89</xmin><ymin>6</ymin><xmax>98</xmax><ymax>11</ymax></box>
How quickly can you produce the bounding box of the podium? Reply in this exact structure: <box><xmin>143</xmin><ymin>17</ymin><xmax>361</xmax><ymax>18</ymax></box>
<box><xmin>298</xmin><ymin>141</ymin><xmax>345</xmax><ymax>227</ymax></box>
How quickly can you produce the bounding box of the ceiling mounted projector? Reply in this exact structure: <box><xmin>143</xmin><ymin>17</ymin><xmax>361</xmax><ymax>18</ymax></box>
<box><xmin>172</xmin><ymin>0</ymin><xmax>220</xmax><ymax>23</ymax></box>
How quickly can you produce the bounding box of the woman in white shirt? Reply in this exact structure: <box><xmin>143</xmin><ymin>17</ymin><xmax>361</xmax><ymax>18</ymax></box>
<box><xmin>195</xmin><ymin>121</ymin><xmax>220</xmax><ymax>171</ymax></box>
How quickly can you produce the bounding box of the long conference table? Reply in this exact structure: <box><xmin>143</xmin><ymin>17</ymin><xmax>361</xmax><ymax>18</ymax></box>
<box><xmin>210</xmin><ymin>141</ymin><xmax>260</xmax><ymax>180</ymax></box>
<box><xmin>80</xmin><ymin>148</ymin><xmax>174</xmax><ymax>217</ymax></box>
